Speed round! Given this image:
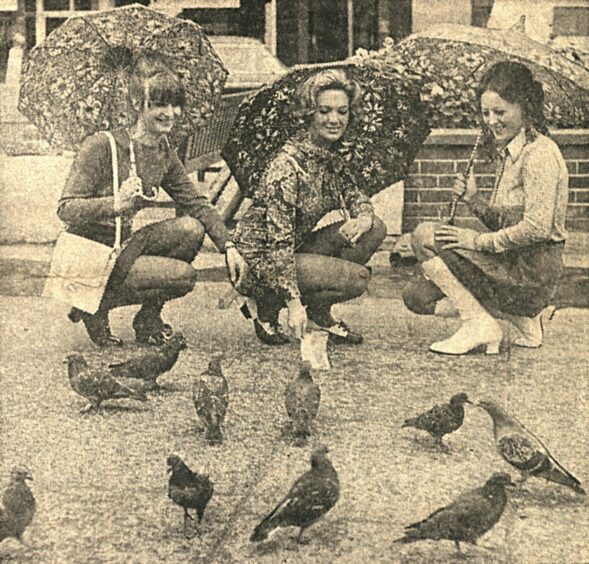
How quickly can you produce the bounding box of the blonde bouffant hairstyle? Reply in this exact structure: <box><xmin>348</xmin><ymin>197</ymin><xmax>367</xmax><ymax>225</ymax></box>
<box><xmin>296</xmin><ymin>68</ymin><xmax>362</xmax><ymax>130</ymax></box>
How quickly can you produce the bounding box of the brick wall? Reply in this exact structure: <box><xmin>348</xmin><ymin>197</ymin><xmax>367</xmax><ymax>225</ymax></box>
<box><xmin>403</xmin><ymin>129</ymin><xmax>589</xmax><ymax>232</ymax></box>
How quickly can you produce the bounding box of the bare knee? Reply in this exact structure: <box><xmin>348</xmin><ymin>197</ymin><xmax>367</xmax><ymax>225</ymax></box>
<box><xmin>411</xmin><ymin>222</ymin><xmax>438</xmax><ymax>263</ymax></box>
<box><xmin>402</xmin><ymin>281</ymin><xmax>436</xmax><ymax>315</ymax></box>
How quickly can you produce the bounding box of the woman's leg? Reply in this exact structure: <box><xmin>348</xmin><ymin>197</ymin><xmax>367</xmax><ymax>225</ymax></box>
<box><xmin>298</xmin><ymin>216</ymin><xmax>387</xmax><ymax>265</ymax></box>
<box><xmin>296</xmin><ymin>216</ymin><xmax>385</xmax><ymax>335</ymax></box>
<box><xmin>296</xmin><ymin>253</ymin><xmax>370</xmax><ymax>343</ymax></box>
<box><xmin>79</xmin><ymin>217</ymin><xmax>204</xmax><ymax>346</ymax></box>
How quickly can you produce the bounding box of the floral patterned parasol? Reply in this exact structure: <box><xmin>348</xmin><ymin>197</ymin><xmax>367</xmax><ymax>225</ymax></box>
<box><xmin>222</xmin><ymin>60</ymin><xmax>432</xmax><ymax>199</ymax></box>
<box><xmin>367</xmin><ymin>22</ymin><xmax>589</xmax><ymax>129</ymax></box>
<box><xmin>17</xmin><ymin>4</ymin><xmax>228</xmax><ymax>150</ymax></box>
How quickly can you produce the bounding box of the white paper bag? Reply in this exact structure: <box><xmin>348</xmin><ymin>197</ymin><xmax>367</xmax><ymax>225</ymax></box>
<box><xmin>300</xmin><ymin>330</ymin><xmax>330</xmax><ymax>370</ymax></box>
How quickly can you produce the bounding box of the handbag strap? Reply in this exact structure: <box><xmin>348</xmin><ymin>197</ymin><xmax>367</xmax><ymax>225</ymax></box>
<box><xmin>103</xmin><ymin>131</ymin><xmax>122</xmax><ymax>250</ymax></box>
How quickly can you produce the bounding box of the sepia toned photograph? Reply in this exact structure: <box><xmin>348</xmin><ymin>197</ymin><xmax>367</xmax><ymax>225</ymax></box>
<box><xmin>0</xmin><ymin>0</ymin><xmax>587</xmax><ymax>562</ymax></box>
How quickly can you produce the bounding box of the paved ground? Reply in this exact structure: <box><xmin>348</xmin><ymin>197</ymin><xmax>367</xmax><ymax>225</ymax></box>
<box><xmin>0</xmin><ymin>275</ymin><xmax>587</xmax><ymax>563</ymax></box>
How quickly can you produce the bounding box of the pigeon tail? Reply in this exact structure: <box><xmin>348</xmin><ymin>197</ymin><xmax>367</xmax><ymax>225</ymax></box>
<box><xmin>539</xmin><ymin>466</ymin><xmax>586</xmax><ymax>495</ymax></box>
<box><xmin>401</xmin><ymin>417</ymin><xmax>418</xmax><ymax>429</ymax></box>
<box><xmin>393</xmin><ymin>531</ymin><xmax>421</xmax><ymax>544</ymax></box>
<box><xmin>250</xmin><ymin>518</ymin><xmax>278</xmax><ymax>542</ymax></box>
<box><xmin>205</xmin><ymin>425</ymin><xmax>223</xmax><ymax>446</ymax></box>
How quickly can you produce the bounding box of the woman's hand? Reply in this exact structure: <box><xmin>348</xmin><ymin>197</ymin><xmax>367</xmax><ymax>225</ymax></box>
<box><xmin>115</xmin><ymin>176</ymin><xmax>144</xmax><ymax>214</ymax></box>
<box><xmin>339</xmin><ymin>214</ymin><xmax>373</xmax><ymax>246</ymax></box>
<box><xmin>225</xmin><ymin>246</ymin><xmax>247</xmax><ymax>288</ymax></box>
<box><xmin>434</xmin><ymin>225</ymin><xmax>479</xmax><ymax>251</ymax></box>
<box><xmin>452</xmin><ymin>173</ymin><xmax>478</xmax><ymax>203</ymax></box>
<box><xmin>287</xmin><ymin>298</ymin><xmax>308</xmax><ymax>340</ymax></box>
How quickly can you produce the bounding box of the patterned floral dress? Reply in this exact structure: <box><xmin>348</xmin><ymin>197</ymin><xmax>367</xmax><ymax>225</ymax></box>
<box><xmin>232</xmin><ymin>134</ymin><xmax>374</xmax><ymax>305</ymax></box>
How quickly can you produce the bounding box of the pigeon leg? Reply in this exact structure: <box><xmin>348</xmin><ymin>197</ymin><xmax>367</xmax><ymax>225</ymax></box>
<box><xmin>297</xmin><ymin>526</ymin><xmax>311</xmax><ymax>545</ymax></box>
<box><xmin>434</xmin><ymin>435</ymin><xmax>450</xmax><ymax>453</ymax></box>
<box><xmin>80</xmin><ymin>402</ymin><xmax>98</xmax><ymax>414</ymax></box>
<box><xmin>183</xmin><ymin>509</ymin><xmax>195</xmax><ymax>538</ymax></box>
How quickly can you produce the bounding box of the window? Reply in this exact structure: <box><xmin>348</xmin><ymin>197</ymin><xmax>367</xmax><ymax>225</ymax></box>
<box><xmin>471</xmin><ymin>0</ymin><xmax>494</xmax><ymax>28</ymax></box>
<box><xmin>553</xmin><ymin>6</ymin><xmax>589</xmax><ymax>37</ymax></box>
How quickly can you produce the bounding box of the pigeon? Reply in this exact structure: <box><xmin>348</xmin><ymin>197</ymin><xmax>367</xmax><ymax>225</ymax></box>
<box><xmin>108</xmin><ymin>332</ymin><xmax>187</xmax><ymax>390</ymax></box>
<box><xmin>478</xmin><ymin>400</ymin><xmax>586</xmax><ymax>495</ymax></box>
<box><xmin>394</xmin><ymin>472</ymin><xmax>515</xmax><ymax>554</ymax></box>
<box><xmin>0</xmin><ymin>466</ymin><xmax>36</xmax><ymax>545</ymax></box>
<box><xmin>192</xmin><ymin>352</ymin><xmax>228</xmax><ymax>446</ymax></box>
<box><xmin>167</xmin><ymin>455</ymin><xmax>214</xmax><ymax>538</ymax></box>
<box><xmin>65</xmin><ymin>354</ymin><xmax>148</xmax><ymax>412</ymax></box>
<box><xmin>284</xmin><ymin>362</ymin><xmax>321</xmax><ymax>445</ymax></box>
<box><xmin>250</xmin><ymin>445</ymin><xmax>339</xmax><ymax>544</ymax></box>
<box><xmin>402</xmin><ymin>393</ymin><xmax>471</xmax><ymax>449</ymax></box>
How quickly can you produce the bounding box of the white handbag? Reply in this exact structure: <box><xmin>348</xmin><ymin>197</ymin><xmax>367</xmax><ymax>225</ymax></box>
<box><xmin>43</xmin><ymin>131</ymin><xmax>122</xmax><ymax>314</ymax></box>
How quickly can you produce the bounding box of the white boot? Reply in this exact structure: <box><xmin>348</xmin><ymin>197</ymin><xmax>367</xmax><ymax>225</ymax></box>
<box><xmin>505</xmin><ymin>313</ymin><xmax>543</xmax><ymax>348</ymax></box>
<box><xmin>423</xmin><ymin>257</ymin><xmax>502</xmax><ymax>355</ymax></box>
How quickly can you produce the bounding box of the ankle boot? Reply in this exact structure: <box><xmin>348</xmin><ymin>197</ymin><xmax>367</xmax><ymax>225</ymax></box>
<box><xmin>423</xmin><ymin>257</ymin><xmax>502</xmax><ymax>355</ymax></box>
<box><xmin>505</xmin><ymin>313</ymin><xmax>543</xmax><ymax>348</ymax></box>
<box><xmin>133</xmin><ymin>302</ymin><xmax>173</xmax><ymax>345</ymax></box>
<box><xmin>68</xmin><ymin>307</ymin><xmax>123</xmax><ymax>347</ymax></box>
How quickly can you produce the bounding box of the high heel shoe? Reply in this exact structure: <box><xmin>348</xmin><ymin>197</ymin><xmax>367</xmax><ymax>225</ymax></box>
<box><xmin>253</xmin><ymin>318</ymin><xmax>289</xmax><ymax>345</ymax></box>
<box><xmin>68</xmin><ymin>307</ymin><xmax>123</xmax><ymax>347</ymax></box>
<box><xmin>429</xmin><ymin>318</ymin><xmax>502</xmax><ymax>355</ymax></box>
<box><xmin>505</xmin><ymin>313</ymin><xmax>543</xmax><ymax>348</ymax></box>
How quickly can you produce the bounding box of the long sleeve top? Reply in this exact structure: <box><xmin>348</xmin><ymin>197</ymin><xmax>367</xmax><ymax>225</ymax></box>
<box><xmin>471</xmin><ymin>129</ymin><xmax>568</xmax><ymax>253</ymax></box>
<box><xmin>233</xmin><ymin>135</ymin><xmax>374</xmax><ymax>301</ymax></box>
<box><xmin>58</xmin><ymin>129</ymin><xmax>230</xmax><ymax>250</ymax></box>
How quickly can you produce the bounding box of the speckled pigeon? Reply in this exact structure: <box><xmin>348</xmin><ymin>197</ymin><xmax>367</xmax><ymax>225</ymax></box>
<box><xmin>284</xmin><ymin>362</ymin><xmax>321</xmax><ymax>445</ymax></box>
<box><xmin>192</xmin><ymin>352</ymin><xmax>228</xmax><ymax>446</ymax></box>
<box><xmin>65</xmin><ymin>354</ymin><xmax>148</xmax><ymax>412</ymax></box>
<box><xmin>108</xmin><ymin>333</ymin><xmax>187</xmax><ymax>390</ymax></box>
<box><xmin>167</xmin><ymin>455</ymin><xmax>214</xmax><ymax>538</ymax></box>
<box><xmin>402</xmin><ymin>393</ymin><xmax>471</xmax><ymax>448</ymax></box>
<box><xmin>394</xmin><ymin>472</ymin><xmax>514</xmax><ymax>554</ymax></box>
<box><xmin>478</xmin><ymin>400</ymin><xmax>585</xmax><ymax>495</ymax></box>
<box><xmin>250</xmin><ymin>445</ymin><xmax>339</xmax><ymax>544</ymax></box>
<box><xmin>0</xmin><ymin>466</ymin><xmax>36</xmax><ymax>545</ymax></box>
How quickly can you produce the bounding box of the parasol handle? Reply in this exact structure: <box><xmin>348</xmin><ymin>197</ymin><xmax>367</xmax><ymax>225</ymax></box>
<box><xmin>447</xmin><ymin>132</ymin><xmax>482</xmax><ymax>226</ymax></box>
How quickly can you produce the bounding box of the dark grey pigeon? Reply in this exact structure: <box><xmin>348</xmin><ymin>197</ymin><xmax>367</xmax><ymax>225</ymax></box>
<box><xmin>108</xmin><ymin>332</ymin><xmax>187</xmax><ymax>390</ymax></box>
<box><xmin>478</xmin><ymin>400</ymin><xmax>585</xmax><ymax>495</ymax></box>
<box><xmin>167</xmin><ymin>454</ymin><xmax>214</xmax><ymax>538</ymax></box>
<box><xmin>402</xmin><ymin>393</ymin><xmax>471</xmax><ymax>448</ymax></box>
<box><xmin>250</xmin><ymin>445</ymin><xmax>339</xmax><ymax>544</ymax></box>
<box><xmin>284</xmin><ymin>361</ymin><xmax>321</xmax><ymax>445</ymax></box>
<box><xmin>394</xmin><ymin>472</ymin><xmax>514</xmax><ymax>554</ymax></box>
<box><xmin>66</xmin><ymin>354</ymin><xmax>149</xmax><ymax>412</ymax></box>
<box><xmin>192</xmin><ymin>352</ymin><xmax>228</xmax><ymax>446</ymax></box>
<box><xmin>0</xmin><ymin>466</ymin><xmax>36</xmax><ymax>545</ymax></box>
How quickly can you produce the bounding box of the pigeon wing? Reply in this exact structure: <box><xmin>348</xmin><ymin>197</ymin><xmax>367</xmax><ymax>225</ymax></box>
<box><xmin>406</xmin><ymin>488</ymin><xmax>493</xmax><ymax>543</ymax></box>
<box><xmin>497</xmin><ymin>434</ymin><xmax>548</xmax><ymax>472</ymax></box>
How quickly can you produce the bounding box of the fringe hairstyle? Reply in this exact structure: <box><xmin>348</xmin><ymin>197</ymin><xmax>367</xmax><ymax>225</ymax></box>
<box><xmin>128</xmin><ymin>52</ymin><xmax>186</xmax><ymax>118</ymax></box>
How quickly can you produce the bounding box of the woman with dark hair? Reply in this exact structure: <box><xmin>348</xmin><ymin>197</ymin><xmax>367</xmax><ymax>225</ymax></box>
<box><xmin>59</xmin><ymin>54</ymin><xmax>246</xmax><ymax>346</ymax></box>
<box><xmin>403</xmin><ymin>61</ymin><xmax>569</xmax><ymax>355</ymax></box>
<box><xmin>232</xmin><ymin>69</ymin><xmax>387</xmax><ymax>345</ymax></box>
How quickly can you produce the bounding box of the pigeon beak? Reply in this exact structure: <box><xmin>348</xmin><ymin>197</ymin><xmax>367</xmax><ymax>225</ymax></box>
<box><xmin>25</xmin><ymin>472</ymin><xmax>33</xmax><ymax>481</ymax></box>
